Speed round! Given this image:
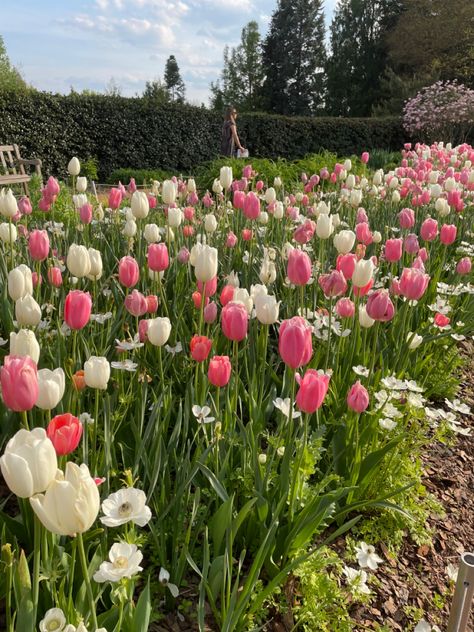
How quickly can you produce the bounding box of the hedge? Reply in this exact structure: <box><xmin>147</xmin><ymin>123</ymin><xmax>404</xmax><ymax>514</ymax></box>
<box><xmin>0</xmin><ymin>91</ymin><xmax>409</xmax><ymax>179</ymax></box>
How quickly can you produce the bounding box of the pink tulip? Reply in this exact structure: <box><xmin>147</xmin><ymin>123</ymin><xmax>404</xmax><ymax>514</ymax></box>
<box><xmin>356</xmin><ymin>208</ymin><xmax>368</xmax><ymax>224</ymax></box>
<box><xmin>279</xmin><ymin>317</ymin><xmax>313</xmax><ymax>369</ymax></box>
<box><xmin>47</xmin><ymin>267</ymin><xmax>62</xmax><ymax>287</ymax></box>
<box><xmin>204</xmin><ymin>301</ymin><xmax>218</xmax><ymax>324</ymax></box>
<box><xmin>184</xmin><ymin>207</ymin><xmax>195</xmax><ymax>221</ymax></box>
<box><xmin>384</xmin><ymin>238</ymin><xmax>403</xmax><ymax>262</ymax></box>
<box><xmin>287</xmin><ymin>249</ymin><xmax>312</xmax><ymax>286</ymax></box>
<box><xmin>335</xmin><ymin>297</ymin><xmax>355</xmax><ymax>318</ymax></box>
<box><xmin>356</xmin><ymin>222</ymin><xmax>372</xmax><ymax>245</ymax></box>
<box><xmin>220</xmin><ymin>285</ymin><xmax>235</xmax><ymax>306</ymax></box>
<box><xmin>404</xmin><ymin>233</ymin><xmax>419</xmax><ymax>254</ymax></box>
<box><xmin>38</xmin><ymin>196</ymin><xmax>52</xmax><ymax>212</ymax></box>
<box><xmin>45</xmin><ymin>176</ymin><xmax>60</xmax><ymax>198</ymax></box>
<box><xmin>242</xmin><ymin>229</ymin><xmax>252</xmax><ymax>241</ymax></box>
<box><xmin>108</xmin><ymin>187</ymin><xmax>123</xmax><ymax>210</ymax></box>
<box><xmin>221</xmin><ymin>302</ymin><xmax>248</xmax><ymax>342</ymax></box>
<box><xmin>0</xmin><ymin>355</ymin><xmax>38</xmax><ymax>412</ymax></box>
<box><xmin>353</xmin><ymin>278</ymin><xmax>374</xmax><ymax>297</ymax></box>
<box><xmin>125</xmin><ymin>290</ymin><xmax>148</xmax><ymax>317</ymax></box>
<box><xmin>138</xmin><ymin>319</ymin><xmax>149</xmax><ymax>342</ymax></box>
<box><xmin>361</xmin><ymin>151</ymin><xmax>370</xmax><ymax>164</ymax></box>
<box><xmin>183</xmin><ymin>225</ymin><xmax>194</xmax><ymax>238</ymax></box>
<box><xmin>243</xmin><ymin>192</ymin><xmax>260</xmax><ymax>220</ymax></box>
<box><xmin>366</xmin><ymin>290</ymin><xmax>395</xmax><ymax>321</ymax></box>
<box><xmin>64</xmin><ymin>290</ymin><xmax>92</xmax><ymax>330</ymax></box>
<box><xmin>80</xmin><ymin>203</ymin><xmax>93</xmax><ymax>224</ymax></box>
<box><xmin>226</xmin><ymin>232</ymin><xmax>238</xmax><ymax>248</ymax></box>
<box><xmin>208</xmin><ymin>355</ymin><xmax>231</xmax><ymax>387</ymax></box>
<box><xmin>418</xmin><ymin>247</ymin><xmax>428</xmax><ymax>262</ymax></box>
<box><xmin>148</xmin><ymin>244</ymin><xmax>169</xmax><ymax>272</ymax></box>
<box><xmin>192</xmin><ymin>291</ymin><xmax>207</xmax><ymax>309</ymax></box>
<box><xmin>456</xmin><ymin>257</ymin><xmax>472</xmax><ymax>275</ymax></box>
<box><xmin>398</xmin><ymin>208</ymin><xmax>415</xmax><ymax>230</ymax></box>
<box><xmin>439</xmin><ymin>224</ymin><xmax>457</xmax><ymax>246</ymax></box>
<box><xmin>293</xmin><ymin>219</ymin><xmax>316</xmax><ymax>244</ymax></box>
<box><xmin>347</xmin><ymin>381</ymin><xmax>369</xmax><ymax>413</ymax></box>
<box><xmin>233</xmin><ymin>190</ymin><xmax>245</xmax><ymax>210</ymax></box>
<box><xmin>336</xmin><ymin>254</ymin><xmax>357</xmax><ymax>280</ymax></box>
<box><xmin>295</xmin><ymin>370</ymin><xmax>330</xmax><ymax>413</ymax></box>
<box><xmin>318</xmin><ymin>270</ymin><xmax>348</xmax><ymax>298</ymax></box>
<box><xmin>18</xmin><ymin>197</ymin><xmax>32</xmax><ymax>215</ymax></box>
<box><xmin>197</xmin><ymin>276</ymin><xmax>218</xmax><ymax>298</ymax></box>
<box><xmin>128</xmin><ymin>178</ymin><xmax>137</xmax><ymax>194</ymax></box>
<box><xmin>187</xmin><ymin>191</ymin><xmax>199</xmax><ymax>206</ymax></box>
<box><xmin>242</xmin><ymin>165</ymin><xmax>253</xmax><ymax>179</ymax></box>
<box><xmin>434</xmin><ymin>312</ymin><xmax>450</xmax><ymax>328</ymax></box>
<box><xmin>32</xmin><ymin>272</ymin><xmax>42</xmax><ymax>288</ymax></box>
<box><xmin>202</xmin><ymin>192</ymin><xmax>213</xmax><ymax>208</ymax></box>
<box><xmin>28</xmin><ymin>229</ymin><xmax>50</xmax><ymax>261</ymax></box>
<box><xmin>255</xmin><ymin>180</ymin><xmax>264</xmax><ymax>192</ymax></box>
<box><xmin>320</xmin><ymin>167</ymin><xmax>329</xmax><ymax>180</ymax></box>
<box><xmin>118</xmin><ymin>256</ymin><xmax>139</xmax><ymax>288</ymax></box>
<box><xmin>399</xmin><ymin>268</ymin><xmax>430</xmax><ymax>301</ymax></box>
<box><xmin>146</xmin><ymin>295</ymin><xmax>158</xmax><ymax>313</ymax></box>
<box><xmin>148</xmin><ymin>194</ymin><xmax>157</xmax><ymax>209</ymax></box>
<box><xmin>177</xmin><ymin>247</ymin><xmax>190</xmax><ymax>264</ymax></box>
<box><xmin>190</xmin><ymin>335</ymin><xmax>212</xmax><ymax>362</ymax></box>
<box><xmin>420</xmin><ymin>218</ymin><xmax>438</xmax><ymax>241</ymax></box>
<box><xmin>47</xmin><ymin>413</ymin><xmax>83</xmax><ymax>456</ymax></box>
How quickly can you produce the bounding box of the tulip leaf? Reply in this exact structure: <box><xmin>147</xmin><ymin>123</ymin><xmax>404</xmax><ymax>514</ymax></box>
<box><xmin>132</xmin><ymin>577</ymin><xmax>152</xmax><ymax>632</ymax></box>
<box><xmin>198</xmin><ymin>463</ymin><xmax>229</xmax><ymax>502</ymax></box>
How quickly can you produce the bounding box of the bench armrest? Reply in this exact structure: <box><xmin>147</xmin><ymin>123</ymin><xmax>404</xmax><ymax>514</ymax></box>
<box><xmin>17</xmin><ymin>158</ymin><xmax>42</xmax><ymax>167</ymax></box>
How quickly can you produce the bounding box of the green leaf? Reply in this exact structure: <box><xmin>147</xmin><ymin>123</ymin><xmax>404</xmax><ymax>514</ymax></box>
<box><xmin>198</xmin><ymin>463</ymin><xmax>229</xmax><ymax>502</ymax></box>
<box><xmin>132</xmin><ymin>578</ymin><xmax>152</xmax><ymax>632</ymax></box>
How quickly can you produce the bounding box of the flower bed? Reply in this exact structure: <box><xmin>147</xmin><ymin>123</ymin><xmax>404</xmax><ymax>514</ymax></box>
<box><xmin>0</xmin><ymin>144</ymin><xmax>472</xmax><ymax>631</ymax></box>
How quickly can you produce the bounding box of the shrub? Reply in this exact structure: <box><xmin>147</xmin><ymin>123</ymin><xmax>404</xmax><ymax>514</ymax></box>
<box><xmin>0</xmin><ymin>91</ymin><xmax>410</xmax><ymax>179</ymax></box>
<box><xmin>403</xmin><ymin>81</ymin><xmax>474</xmax><ymax>144</ymax></box>
<box><xmin>108</xmin><ymin>167</ymin><xmax>173</xmax><ymax>185</ymax></box>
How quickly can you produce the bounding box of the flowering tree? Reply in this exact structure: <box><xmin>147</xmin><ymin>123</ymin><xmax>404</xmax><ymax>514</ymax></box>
<box><xmin>403</xmin><ymin>80</ymin><xmax>474</xmax><ymax>143</ymax></box>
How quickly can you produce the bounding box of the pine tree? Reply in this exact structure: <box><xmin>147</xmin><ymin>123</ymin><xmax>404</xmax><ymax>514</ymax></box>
<box><xmin>164</xmin><ymin>55</ymin><xmax>186</xmax><ymax>103</ymax></box>
<box><xmin>210</xmin><ymin>21</ymin><xmax>264</xmax><ymax>111</ymax></box>
<box><xmin>262</xmin><ymin>0</ymin><xmax>326</xmax><ymax>116</ymax></box>
<box><xmin>325</xmin><ymin>0</ymin><xmax>403</xmax><ymax>116</ymax></box>
<box><xmin>0</xmin><ymin>35</ymin><xmax>27</xmax><ymax>92</ymax></box>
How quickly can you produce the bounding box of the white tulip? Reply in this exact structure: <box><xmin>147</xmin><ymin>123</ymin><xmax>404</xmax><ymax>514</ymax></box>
<box><xmin>204</xmin><ymin>213</ymin><xmax>218</xmax><ymax>233</ymax></box>
<box><xmin>72</xmin><ymin>193</ymin><xmax>88</xmax><ymax>210</ymax></box>
<box><xmin>265</xmin><ymin>187</ymin><xmax>276</xmax><ymax>204</ymax></box>
<box><xmin>87</xmin><ymin>247</ymin><xmax>103</xmax><ymax>281</ymax></box>
<box><xmin>259</xmin><ymin>258</ymin><xmax>277</xmax><ymax>285</ymax></box>
<box><xmin>68</xmin><ymin>157</ymin><xmax>81</xmax><ymax>176</ymax></box>
<box><xmin>152</xmin><ymin>180</ymin><xmax>160</xmax><ymax>195</ymax></box>
<box><xmin>350</xmin><ymin>189</ymin><xmax>363</xmax><ymax>207</ymax></box>
<box><xmin>333</xmin><ymin>230</ymin><xmax>355</xmax><ymax>254</ymax></box>
<box><xmin>36</xmin><ymin>368</ymin><xmax>66</xmax><ymax>410</ymax></box>
<box><xmin>273</xmin><ymin>201</ymin><xmax>284</xmax><ymax>219</ymax></box>
<box><xmin>187</xmin><ymin>178</ymin><xmax>196</xmax><ymax>193</ymax></box>
<box><xmin>391</xmin><ymin>190</ymin><xmax>401</xmax><ymax>204</ymax></box>
<box><xmin>316</xmin><ymin>200</ymin><xmax>330</xmax><ymax>215</ymax></box>
<box><xmin>39</xmin><ymin>608</ymin><xmax>67</xmax><ymax>632</ymax></box>
<box><xmin>190</xmin><ymin>244</ymin><xmax>218</xmax><ymax>282</ymax></box>
<box><xmin>352</xmin><ymin>259</ymin><xmax>374</xmax><ymax>288</ymax></box>
<box><xmin>444</xmin><ymin>177</ymin><xmax>456</xmax><ymax>192</ymax></box>
<box><xmin>0</xmin><ymin>428</ymin><xmax>57</xmax><ymax>498</ymax></box>
<box><xmin>0</xmin><ymin>189</ymin><xmax>18</xmax><ymax>218</ymax></box>
<box><xmin>8</xmin><ymin>265</ymin><xmax>33</xmax><ymax>301</ymax></box>
<box><xmin>435</xmin><ymin>198</ymin><xmax>450</xmax><ymax>216</ymax></box>
<box><xmin>0</xmin><ymin>222</ymin><xmax>17</xmax><ymax>242</ymax></box>
<box><xmin>359</xmin><ymin>305</ymin><xmax>375</xmax><ymax>328</ymax></box>
<box><xmin>212</xmin><ymin>179</ymin><xmax>223</xmax><ymax>195</ymax></box>
<box><xmin>373</xmin><ymin>170</ymin><xmax>383</xmax><ymax>186</ymax></box>
<box><xmin>429</xmin><ymin>170</ymin><xmax>439</xmax><ymax>184</ymax></box>
<box><xmin>372</xmin><ymin>231</ymin><xmax>382</xmax><ymax>243</ymax></box>
<box><xmin>143</xmin><ymin>223</ymin><xmax>161</xmax><ymax>243</ymax></box>
<box><xmin>255</xmin><ymin>294</ymin><xmax>280</xmax><ymax>325</ymax></box>
<box><xmin>346</xmin><ymin>174</ymin><xmax>356</xmax><ymax>189</ymax></box>
<box><xmin>131</xmin><ymin>191</ymin><xmax>149</xmax><ymax>219</ymax></box>
<box><xmin>162</xmin><ymin>180</ymin><xmax>176</xmax><ymax>205</ymax></box>
<box><xmin>10</xmin><ymin>329</ymin><xmax>40</xmax><ymax>364</ymax></box>
<box><xmin>274</xmin><ymin>176</ymin><xmax>282</xmax><ymax>188</ymax></box>
<box><xmin>258</xmin><ymin>211</ymin><xmax>269</xmax><ymax>225</ymax></box>
<box><xmin>389</xmin><ymin>176</ymin><xmax>399</xmax><ymax>189</ymax></box>
<box><xmin>167</xmin><ymin>207</ymin><xmax>183</xmax><ymax>228</ymax></box>
<box><xmin>123</xmin><ymin>219</ymin><xmax>137</xmax><ymax>238</ymax></box>
<box><xmin>430</xmin><ymin>184</ymin><xmax>442</xmax><ymax>198</ymax></box>
<box><xmin>67</xmin><ymin>244</ymin><xmax>91</xmax><ymax>278</ymax></box>
<box><xmin>147</xmin><ymin>317</ymin><xmax>171</xmax><ymax>346</ymax></box>
<box><xmin>219</xmin><ymin>166</ymin><xmax>233</xmax><ymax>190</ymax></box>
<box><xmin>233</xmin><ymin>288</ymin><xmax>253</xmax><ymax>314</ymax></box>
<box><xmin>343</xmin><ymin>158</ymin><xmax>352</xmax><ymax>171</ymax></box>
<box><xmin>407</xmin><ymin>332</ymin><xmax>423</xmax><ymax>350</ymax></box>
<box><xmin>250</xmin><ymin>283</ymin><xmax>268</xmax><ymax>302</ymax></box>
<box><xmin>84</xmin><ymin>356</ymin><xmax>110</xmax><ymax>390</ymax></box>
<box><xmin>95</xmin><ymin>204</ymin><xmax>105</xmax><ymax>221</ymax></box>
<box><xmin>76</xmin><ymin>177</ymin><xmax>88</xmax><ymax>193</ymax></box>
<box><xmin>15</xmin><ymin>295</ymin><xmax>41</xmax><ymax>326</ymax></box>
<box><xmin>30</xmin><ymin>462</ymin><xmax>100</xmax><ymax>536</ymax></box>
<box><xmin>316</xmin><ymin>214</ymin><xmax>334</xmax><ymax>239</ymax></box>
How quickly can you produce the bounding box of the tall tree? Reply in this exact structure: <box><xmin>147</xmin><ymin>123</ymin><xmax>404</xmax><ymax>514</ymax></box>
<box><xmin>262</xmin><ymin>0</ymin><xmax>326</xmax><ymax>116</ymax></box>
<box><xmin>386</xmin><ymin>0</ymin><xmax>474</xmax><ymax>88</ymax></box>
<box><xmin>325</xmin><ymin>0</ymin><xmax>403</xmax><ymax>116</ymax></box>
<box><xmin>0</xmin><ymin>35</ymin><xmax>27</xmax><ymax>92</ymax></box>
<box><xmin>164</xmin><ymin>55</ymin><xmax>186</xmax><ymax>103</ymax></box>
<box><xmin>210</xmin><ymin>21</ymin><xmax>264</xmax><ymax>111</ymax></box>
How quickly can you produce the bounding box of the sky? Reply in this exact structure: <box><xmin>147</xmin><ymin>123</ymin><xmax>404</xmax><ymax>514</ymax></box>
<box><xmin>2</xmin><ymin>0</ymin><xmax>338</xmax><ymax>105</ymax></box>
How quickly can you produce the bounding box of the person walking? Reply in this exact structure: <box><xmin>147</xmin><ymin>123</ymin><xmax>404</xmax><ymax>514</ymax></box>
<box><xmin>221</xmin><ymin>106</ymin><xmax>246</xmax><ymax>157</ymax></box>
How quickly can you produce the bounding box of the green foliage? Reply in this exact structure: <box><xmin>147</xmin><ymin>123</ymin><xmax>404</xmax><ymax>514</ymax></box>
<box><xmin>107</xmin><ymin>167</ymin><xmax>172</xmax><ymax>185</ymax></box>
<box><xmin>0</xmin><ymin>35</ymin><xmax>28</xmax><ymax>93</ymax></box>
<box><xmin>164</xmin><ymin>55</ymin><xmax>185</xmax><ymax>104</ymax></box>
<box><xmin>0</xmin><ymin>91</ymin><xmax>411</xmax><ymax>178</ymax></box>
<box><xmin>81</xmin><ymin>157</ymin><xmax>99</xmax><ymax>181</ymax></box>
<box><xmin>142</xmin><ymin>79</ymin><xmax>169</xmax><ymax>104</ymax></box>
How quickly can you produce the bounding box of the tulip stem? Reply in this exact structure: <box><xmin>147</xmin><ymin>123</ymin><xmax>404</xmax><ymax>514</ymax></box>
<box><xmin>68</xmin><ymin>537</ymin><xmax>77</xmax><ymax>615</ymax></box>
<box><xmin>21</xmin><ymin>410</ymin><xmax>29</xmax><ymax>430</ymax></box>
<box><xmin>32</xmin><ymin>514</ymin><xmax>42</xmax><ymax>627</ymax></box>
<box><xmin>325</xmin><ymin>298</ymin><xmax>333</xmax><ymax>371</ymax></box>
<box><xmin>77</xmin><ymin>532</ymin><xmax>98</xmax><ymax>630</ymax></box>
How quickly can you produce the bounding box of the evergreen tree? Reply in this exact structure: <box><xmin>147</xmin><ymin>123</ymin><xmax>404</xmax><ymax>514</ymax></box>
<box><xmin>262</xmin><ymin>0</ymin><xmax>326</xmax><ymax>116</ymax></box>
<box><xmin>210</xmin><ymin>21</ymin><xmax>264</xmax><ymax>111</ymax></box>
<box><xmin>0</xmin><ymin>35</ymin><xmax>27</xmax><ymax>92</ymax></box>
<box><xmin>164</xmin><ymin>55</ymin><xmax>186</xmax><ymax>103</ymax></box>
<box><xmin>143</xmin><ymin>79</ymin><xmax>169</xmax><ymax>103</ymax></box>
<box><xmin>325</xmin><ymin>0</ymin><xmax>403</xmax><ymax>116</ymax></box>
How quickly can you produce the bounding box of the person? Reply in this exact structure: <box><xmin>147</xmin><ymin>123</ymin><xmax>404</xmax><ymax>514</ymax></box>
<box><xmin>221</xmin><ymin>106</ymin><xmax>246</xmax><ymax>157</ymax></box>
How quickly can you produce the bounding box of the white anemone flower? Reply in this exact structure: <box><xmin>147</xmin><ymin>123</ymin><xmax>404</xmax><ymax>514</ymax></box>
<box><xmin>354</xmin><ymin>542</ymin><xmax>384</xmax><ymax>570</ymax></box>
<box><xmin>273</xmin><ymin>397</ymin><xmax>301</xmax><ymax>419</ymax></box>
<box><xmin>379</xmin><ymin>418</ymin><xmax>397</xmax><ymax>431</ymax></box>
<box><xmin>159</xmin><ymin>567</ymin><xmax>180</xmax><ymax>598</ymax></box>
<box><xmin>93</xmin><ymin>542</ymin><xmax>143</xmax><ymax>582</ymax></box>
<box><xmin>100</xmin><ymin>488</ymin><xmax>152</xmax><ymax>527</ymax></box>
<box><xmin>192</xmin><ymin>405</ymin><xmax>215</xmax><ymax>424</ymax></box>
<box><xmin>39</xmin><ymin>607</ymin><xmax>67</xmax><ymax>632</ymax></box>
<box><xmin>445</xmin><ymin>398</ymin><xmax>471</xmax><ymax>415</ymax></box>
<box><xmin>352</xmin><ymin>365</ymin><xmax>369</xmax><ymax>377</ymax></box>
<box><xmin>342</xmin><ymin>566</ymin><xmax>371</xmax><ymax>595</ymax></box>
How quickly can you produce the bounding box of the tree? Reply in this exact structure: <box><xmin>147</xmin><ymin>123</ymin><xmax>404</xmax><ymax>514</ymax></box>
<box><xmin>262</xmin><ymin>0</ymin><xmax>326</xmax><ymax>116</ymax></box>
<box><xmin>386</xmin><ymin>0</ymin><xmax>474</xmax><ymax>88</ymax></box>
<box><xmin>0</xmin><ymin>35</ymin><xmax>27</xmax><ymax>92</ymax></box>
<box><xmin>210</xmin><ymin>22</ymin><xmax>264</xmax><ymax>112</ymax></box>
<box><xmin>142</xmin><ymin>79</ymin><xmax>169</xmax><ymax>104</ymax></box>
<box><xmin>325</xmin><ymin>0</ymin><xmax>403</xmax><ymax>116</ymax></box>
<box><xmin>105</xmin><ymin>77</ymin><xmax>122</xmax><ymax>97</ymax></box>
<box><xmin>164</xmin><ymin>55</ymin><xmax>186</xmax><ymax>103</ymax></box>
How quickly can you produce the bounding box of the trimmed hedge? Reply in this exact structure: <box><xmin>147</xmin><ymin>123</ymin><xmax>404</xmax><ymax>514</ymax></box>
<box><xmin>0</xmin><ymin>91</ymin><xmax>409</xmax><ymax>179</ymax></box>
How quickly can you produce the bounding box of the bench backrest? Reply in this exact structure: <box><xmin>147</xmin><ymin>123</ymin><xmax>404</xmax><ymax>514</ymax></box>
<box><xmin>0</xmin><ymin>144</ymin><xmax>25</xmax><ymax>176</ymax></box>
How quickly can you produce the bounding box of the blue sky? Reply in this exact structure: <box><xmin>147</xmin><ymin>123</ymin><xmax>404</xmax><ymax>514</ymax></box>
<box><xmin>2</xmin><ymin>0</ymin><xmax>338</xmax><ymax>104</ymax></box>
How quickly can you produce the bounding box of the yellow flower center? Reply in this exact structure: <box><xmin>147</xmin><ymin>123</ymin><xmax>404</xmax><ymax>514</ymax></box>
<box><xmin>47</xmin><ymin>621</ymin><xmax>61</xmax><ymax>631</ymax></box>
<box><xmin>113</xmin><ymin>556</ymin><xmax>128</xmax><ymax>569</ymax></box>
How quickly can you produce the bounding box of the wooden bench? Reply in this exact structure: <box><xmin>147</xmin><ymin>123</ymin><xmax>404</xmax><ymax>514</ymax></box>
<box><xmin>0</xmin><ymin>144</ymin><xmax>42</xmax><ymax>196</ymax></box>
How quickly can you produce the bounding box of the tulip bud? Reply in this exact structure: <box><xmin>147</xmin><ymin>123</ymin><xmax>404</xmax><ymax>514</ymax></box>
<box><xmin>8</xmin><ymin>265</ymin><xmax>33</xmax><ymax>301</ymax></box>
<box><xmin>162</xmin><ymin>180</ymin><xmax>177</xmax><ymax>205</ymax></box>
<box><xmin>208</xmin><ymin>355</ymin><xmax>231</xmax><ymax>387</ymax></box>
<box><xmin>10</xmin><ymin>329</ymin><xmax>40</xmax><ymax>364</ymax></box>
<box><xmin>333</xmin><ymin>230</ymin><xmax>355</xmax><ymax>254</ymax></box>
<box><xmin>255</xmin><ymin>294</ymin><xmax>280</xmax><ymax>325</ymax></box>
<box><xmin>131</xmin><ymin>191</ymin><xmax>150</xmax><ymax>219</ymax></box>
<box><xmin>76</xmin><ymin>177</ymin><xmax>88</xmax><ymax>193</ymax></box>
<box><xmin>407</xmin><ymin>332</ymin><xmax>423</xmax><ymax>350</ymax></box>
<box><xmin>147</xmin><ymin>317</ymin><xmax>172</xmax><ymax>346</ymax></box>
<box><xmin>15</xmin><ymin>295</ymin><xmax>42</xmax><ymax>327</ymax></box>
<box><xmin>36</xmin><ymin>368</ymin><xmax>66</xmax><ymax>410</ymax></box>
<box><xmin>84</xmin><ymin>356</ymin><xmax>110</xmax><ymax>390</ymax></box>
<box><xmin>87</xmin><ymin>247</ymin><xmax>103</xmax><ymax>281</ymax></box>
<box><xmin>144</xmin><ymin>223</ymin><xmax>161</xmax><ymax>243</ymax></box>
<box><xmin>67</xmin><ymin>244</ymin><xmax>91</xmax><ymax>278</ymax></box>
<box><xmin>123</xmin><ymin>219</ymin><xmax>137</xmax><ymax>238</ymax></box>
<box><xmin>68</xmin><ymin>157</ymin><xmax>81</xmax><ymax>176</ymax></box>
<box><xmin>347</xmin><ymin>381</ymin><xmax>369</xmax><ymax>413</ymax></box>
<box><xmin>219</xmin><ymin>166</ymin><xmax>233</xmax><ymax>190</ymax></box>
